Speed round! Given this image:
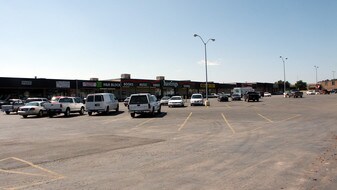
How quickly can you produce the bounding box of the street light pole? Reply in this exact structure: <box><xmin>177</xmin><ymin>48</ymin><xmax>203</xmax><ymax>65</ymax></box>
<box><xmin>280</xmin><ymin>56</ymin><xmax>288</xmax><ymax>93</ymax></box>
<box><xmin>194</xmin><ymin>34</ymin><xmax>215</xmax><ymax>105</ymax></box>
<box><xmin>314</xmin><ymin>65</ymin><xmax>319</xmax><ymax>84</ymax></box>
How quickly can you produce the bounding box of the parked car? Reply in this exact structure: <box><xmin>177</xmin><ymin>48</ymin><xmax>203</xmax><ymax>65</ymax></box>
<box><xmin>44</xmin><ymin>97</ymin><xmax>85</xmax><ymax>117</ymax></box>
<box><xmin>217</xmin><ymin>95</ymin><xmax>229</xmax><ymax>102</ymax></box>
<box><xmin>0</xmin><ymin>99</ymin><xmax>9</xmax><ymax>108</ymax></box>
<box><xmin>244</xmin><ymin>91</ymin><xmax>260</xmax><ymax>102</ymax></box>
<box><xmin>1</xmin><ymin>99</ymin><xmax>24</xmax><ymax>114</ymax></box>
<box><xmin>306</xmin><ymin>90</ymin><xmax>315</xmax><ymax>95</ymax></box>
<box><xmin>128</xmin><ymin>93</ymin><xmax>161</xmax><ymax>118</ymax></box>
<box><xmin>284</xmin><ymin>90</ymin><xmax>303</xmax><ymax>98</ymax></box>
<box><xmin>18</xmin><ymin>101</ymin><xmax>48</xmax><ymax>118</ymax></box>
<box><xmin>25</xmin><ymin>97</ymin><xmax>49</xmax><ymax>103</ymax></box>
<box><xmin>207</xmin><ymin>93</ymin><xmax>218</xmax><ymax>98</ymax></box>
<box><xmin>264</xmin><ymin>92</ymin><xmax>272</xmax><ymax>97</ymax></box>
<box><xmin>231</xmin><ymin>93</ymin><xmax>241</xmax><ymax>101</ymax></box>
<box><xmin>190</xmin><ymin>94</ymin><xmax>204</xmax><ymax>106</ymax></box>
<box><xmin>168</xmin><ymin>96</ymin><xmax>184</xmax><ymax>107</ymax></box>
<box><xmin>86</xmin><ymin>93</ymin><xmax>119</xmax><ymax>116</ymax></box>
<box><xmin>160</xmin><ymin>96</ymin><xmax>170</xmax><ymax>105</ymax></box>
<box><xmin>123</xmin><ymin>97</ymin><xmax>130</xmax><ymax>107</ymax></box>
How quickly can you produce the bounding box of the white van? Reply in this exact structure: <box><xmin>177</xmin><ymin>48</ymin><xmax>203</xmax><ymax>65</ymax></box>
<box><xmin>85</xmin><ymin>93</ymin><xmax>119</xmax><ymax>116</ymax></box>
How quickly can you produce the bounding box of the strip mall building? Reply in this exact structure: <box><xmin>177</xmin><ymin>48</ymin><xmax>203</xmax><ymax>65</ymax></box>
<box><xmin>0</xmin><ymin>74</ymin><xmax>275</xmax><ymax>100</ymax></box>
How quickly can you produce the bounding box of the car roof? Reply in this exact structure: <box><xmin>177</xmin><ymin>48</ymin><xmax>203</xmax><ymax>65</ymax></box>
<box><xmin>130</xmin><ymin>93</ymin><xmax>150</xmax><ymax>96</ymax></box>
<box><xmin>26</xmin><ymin>101</ymin><xmax>46</xmax><ymax>104</ymax></box>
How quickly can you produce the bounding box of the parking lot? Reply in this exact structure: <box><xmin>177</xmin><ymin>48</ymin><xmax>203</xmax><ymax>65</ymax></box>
<box><xmin>1</xmin><ymin>94</ymin><xmax>337</xmax><ymax>190</ymax></box>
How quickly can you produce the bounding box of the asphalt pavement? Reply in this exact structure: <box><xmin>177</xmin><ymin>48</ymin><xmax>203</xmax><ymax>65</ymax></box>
<box><xmin>1</xmin><ymin>94</ymin><xmax>337</xmax><ymax>190</ymax></box>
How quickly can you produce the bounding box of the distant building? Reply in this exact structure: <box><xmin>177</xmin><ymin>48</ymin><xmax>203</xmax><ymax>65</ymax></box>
<box><xmin>0</xmin><ymin>75</ymin><xmax>274</xmax><ymax>100</ymax></box>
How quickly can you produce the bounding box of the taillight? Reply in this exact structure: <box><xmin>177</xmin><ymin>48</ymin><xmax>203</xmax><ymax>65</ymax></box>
<box><xmin>30</xmin><ymin>108</ymin><xmax>35</xmax><ymax>110</ymax></box>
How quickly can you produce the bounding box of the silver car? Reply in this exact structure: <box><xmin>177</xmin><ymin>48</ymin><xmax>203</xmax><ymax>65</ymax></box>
<box><xmin>18</xmin><ymin>101</ymin><xmax>48</xmax><ymax>118</ymax></box>
<box><xmin>168</xmin><ymin>96</ymin><xmax>184</xmax><ymax>107</ymax></box>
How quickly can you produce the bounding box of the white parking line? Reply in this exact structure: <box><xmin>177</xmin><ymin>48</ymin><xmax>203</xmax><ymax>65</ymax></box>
<box><xmin>257</xmin><ymin>113</ymin><xmax>273</xmax><ymax>123</ymax></box>
<box><xmin>280</xmin><ymin>114</ymin><xmax>301</xmax><ymax>122</ymax></box>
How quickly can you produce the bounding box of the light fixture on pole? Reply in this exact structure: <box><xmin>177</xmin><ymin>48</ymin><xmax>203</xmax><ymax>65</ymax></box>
<box><xmin>314</xmin><ymin>65</ymin><xmax>319</xmax><ymax>84</ymax></box>
<box><xmin>194</xmin><ymin>34</ymin><xmax>215</xmax><ymax>106</ymax></box>
<box><xmin>279</xmin><ymin>56</ymin><xmax>288</xmax><ymax>93</ymax></box>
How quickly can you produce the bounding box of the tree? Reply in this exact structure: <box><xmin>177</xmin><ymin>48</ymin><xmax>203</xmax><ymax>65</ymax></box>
<box><xmin>294</xmin><ymin>80</ymin><xmax>307</xmax><ymax>90</ymax></box>
<box><xmin>274</xmin><ymin>80</ymin><xmax>291</xmax><ymax>91</ymax></box>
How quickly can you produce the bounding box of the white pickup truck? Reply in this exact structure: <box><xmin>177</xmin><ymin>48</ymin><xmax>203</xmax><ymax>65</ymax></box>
<box><xmin>1</xmin><ymin>99</ymin><xmax>24</xmax><ymax>114</ymax></box>
<box><xmin>44</xmin><ymin>97</ymin><xmax>85</xmax><ymax>117</ymax></box>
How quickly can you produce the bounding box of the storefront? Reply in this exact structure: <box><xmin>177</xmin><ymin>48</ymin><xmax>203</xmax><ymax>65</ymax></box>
<box><xmin>0</xmin><ymin>77</ymin><xmax>274</xmax><ymax>101</ymax></box>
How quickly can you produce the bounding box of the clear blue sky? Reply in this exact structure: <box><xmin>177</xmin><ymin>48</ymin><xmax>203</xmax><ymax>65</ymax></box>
<box><xmin>1</xmin><ymin>0</ymin><xmax>336</xmax><ymax>84</ymax></box>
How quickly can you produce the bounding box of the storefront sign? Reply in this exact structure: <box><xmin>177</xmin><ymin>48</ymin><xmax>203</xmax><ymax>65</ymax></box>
<box><xmin>123</xmin><ymin>82</ymin><xmax>134</xmax><ymax>87</ymax></box>
<box><xmin>102</xmin><ymin>82</ymin><xmax>121</xmax><ymax>88</ymax></box>
<box><xmin>200</xmin><ymin>83</ymin><xmax>216</xmax><ymax>89</ymax></box>
<box><xmin>83</xmin><ymin>82</ymin><xmax>97</xmax><ymax>87</ymax></box>
<box><xmin>21</xmin><ymin>81</ymin><xmax>32</xmax><ymax>86</ymax></box>
<box><xmin>56</xmin><ymin>81</ymin><xmax>70</xmax><ymax>88</ymax></box>
<box><xmin>164</xmin><ymin>80</ymin><xmax>179</xmax><ymax>88</ymax></box>
<box><xmin>138</xmin><ymin>83</ymin><xmax>148</xmax><ymax>87</ymax></box>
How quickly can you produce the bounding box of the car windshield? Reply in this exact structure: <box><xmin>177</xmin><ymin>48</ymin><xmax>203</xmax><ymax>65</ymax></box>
<box><xmin>170</xmin><ymin>97</ymin><xmax>182</xmax><ymax>100</ymax></box>
<box><xmin>51</xmin><ymin>97</ymin><xmax>60</xmax><ymax>102</ymax></box>
<box><xmin>161</xmin><ymin>97</ymin><xmax>170</xmax><ymax>100</ymax></box>
<box><xmin>192</xmin><ymin>95</ymin><xmax>202</xmax><ymax>99</ymax></box>
<box><xmin>129</xmin><ymin>95</ymin><xmax>148</xmax><ymax>104</ymax></box>
<box><xmin>26</xmin><ymin>102</ymin><xmax>39</xmax><ymax>106</ymax></box>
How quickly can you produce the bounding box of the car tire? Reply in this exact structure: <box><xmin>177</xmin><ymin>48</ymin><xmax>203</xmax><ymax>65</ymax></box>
<box><xmin>23</xmin><ymin>115</ymin><xmax>27</xmax><ymax>118</ymax></box>
<box><xmin>151</xmin><ymin>107</ymin><xmax>155</xmax><ymax>116</ymax></box>
<box><xmin>65</xmin><ymin>108</ymin><xmax>70</xmax><ymax>117</ymax></box>
<box><xmin>130</xmin><ymin>113</ymin><xmax>135</xmax><ymax>118</ymax></box>
<box><xmin>48</xmin><ymin>111</ymin><xmax>54</xmax><ymax>118</ymax></box>
<box><xmin>105</xmin><ymin>106</ymin><xmax>109</xmax><ymax>115</ymax></box>
<box><xmin>5</xmin><ymin>111</ymin><xmax>10</xmax><ymax>115</ymax></box>
<box><xmin>116</xmin><ymin>104</ymin><xmax>119</xmax><ymax>112</ymax></box>
<box><xmin>88</xmin><ymin>112</ymin><xmax>92</xmax><ymax>116</ymax></box>
<box><xmin>38</xmin><ymin>110</ymin><xmax>43</xmax><ymax>117</ymax></box>
<box><xmin>79</xmin><ymin>107</ymin><xmax>84</xmax><ymax>115</ymax></box>
<box><xmin>157</xmin><ymin>106</ymin><xmax>161</xmax><ymax>114</ymax></box>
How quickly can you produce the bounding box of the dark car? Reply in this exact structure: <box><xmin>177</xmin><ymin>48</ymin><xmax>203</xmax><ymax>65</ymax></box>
<box><xmin>231</xmin><ymin>93</ymin><xmax>241</xmax><ymax>101</ymax></box>
<box><xmin>217</xmin><ymin>95</ymin><xmax>229</xmax><ymax>102</ymax></box>
<box><xmin>244</xmin><ymin>91</ymin><xmax>260</xmax><ymax>102</ymax></box>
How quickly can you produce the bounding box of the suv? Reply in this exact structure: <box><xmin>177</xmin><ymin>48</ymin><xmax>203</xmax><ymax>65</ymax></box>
<box><xmin>86</xmin><ymin>93</ymin><xmax>119</xmax><ymax>116</ymax></box>
<box><xmin>244</xmin><ymin>91</ymin><xmax>260</xmax><ymax>102</ymax></box>
<box><xmin>128</xmin><ymin>93</ymin><xmax>161</xmax><ymax>118</ymax></box>
<box><xmin>190</xmin><ymin>93</ymin><xmax>204</xmax><ymax>106</ymax></box>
